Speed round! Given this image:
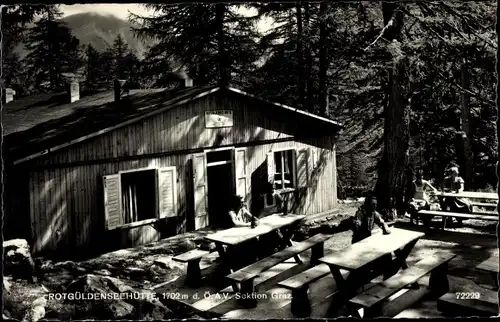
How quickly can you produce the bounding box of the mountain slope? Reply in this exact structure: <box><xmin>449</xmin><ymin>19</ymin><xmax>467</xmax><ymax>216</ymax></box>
<box><xmin>62</xmin><ymin>12</ymin><xmax>148</xmax><ymax>57</ymax></box>
<box><xmin>15</xmin><ymin>12</ymin><xmax>150</xmax><ymax>58</ymax></box>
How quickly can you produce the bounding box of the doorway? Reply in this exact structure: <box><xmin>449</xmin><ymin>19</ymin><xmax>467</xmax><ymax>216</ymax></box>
<box><xmin>206</xmin><ymin>149</ymin><xmax>234</xmax><ymax>227</ymax></box>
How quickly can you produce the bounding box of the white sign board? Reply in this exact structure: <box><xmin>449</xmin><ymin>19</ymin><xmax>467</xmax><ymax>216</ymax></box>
<box><xmin>205</xmin><ymin>110</ymin><xmax>234</xmax><ymax>128</ymax></box>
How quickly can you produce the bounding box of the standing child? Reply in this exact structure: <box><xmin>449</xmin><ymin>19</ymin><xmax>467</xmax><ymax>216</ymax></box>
<box><xmin>408</xmin><ymin>169</ymin><xmax>439</xmax><ymax>225</ymax></box>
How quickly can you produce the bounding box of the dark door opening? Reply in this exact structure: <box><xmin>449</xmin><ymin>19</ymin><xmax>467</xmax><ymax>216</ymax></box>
<box><xmin>207</xmin><ymin>163</ymin><xmax>234</xmax><ymax>227</ymax></box>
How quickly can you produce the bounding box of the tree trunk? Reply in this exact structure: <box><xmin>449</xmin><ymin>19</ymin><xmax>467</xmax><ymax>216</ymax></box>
<box><xmin>216</xmin><ymin>4</ymin><xmax>229</xmax><ymax>88</ymax></box>
<box><xmin>304</xmin><ymin>3</ymin><xmax>314</xmax><ymax>113</ymax></box>
<box><xmin>296</xmin><ymin>3</ymin><xmax>305</xmax><ymax>110</ymax></box>
<box><xmin>374</xmin><ymin>2</ymin><xmax>409</xmax><ymax>212</ymax></box>
<box><xmin>495</xmin><ymin>0</ymin><xmax>500</xmax><ymax>249</ymax></box>
<box><xmin>318</xmin><ymin>2</ymin><xmax>328</xmax><ymax>117</ymax></box>
<box><xmin>460</xmin><ymin>61</ymin><xmax>474</xmax><ymax>190</ymax></box>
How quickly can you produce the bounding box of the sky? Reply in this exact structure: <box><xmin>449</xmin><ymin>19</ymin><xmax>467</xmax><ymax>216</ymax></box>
<box><xmin>59</xmin><ymin>4</ymin><xmax>273</xmax><ymax>32</ymax></box>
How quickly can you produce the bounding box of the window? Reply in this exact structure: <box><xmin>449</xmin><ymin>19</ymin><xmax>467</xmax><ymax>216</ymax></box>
<box><xmin>103</xmin><ymin>167</ymin><xmax>177</xmax><ymax>230</ymax></box>
<box><xmin>272</xmin><ymin>149</ymin><xmax>296</xmax><ymax>190</ymax></box>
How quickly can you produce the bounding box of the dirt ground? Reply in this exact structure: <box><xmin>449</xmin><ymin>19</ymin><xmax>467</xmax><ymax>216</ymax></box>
<box><xmin>4</xmin><ymin>202</ymin><xmax>499</xmax><ymax>320</ymax></box>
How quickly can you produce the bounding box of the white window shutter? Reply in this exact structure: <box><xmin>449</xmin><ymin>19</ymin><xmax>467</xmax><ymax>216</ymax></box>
<box><xmin>103</xmin><ymin>174</ymin><xmax>122</xmax><ymax>230</ymax></box>
<box><xmin>192</xmin><ymin>153</ymin><xmax>209</xmax><ymax>229</ymax></box>
<box><xmin>296</xmin><ymin>148</ymin><xmax>309</xmax><ymax>189</ymax></box>
<box><xmin>266</xmin><ymin>151</ymin><xmax>275</xmax><ymax>184</ymax></box>
<box><xmin>157</xmin><ymin>167</ymin><xmax>177</xmax><ymax>218</ymax></box>
<box><xmin>312</xmin><ymin>149</ymin><xmax>318</xmax><ymax>170</ymax></box>
<box><xmin>234</xmin><ymin>148</ymin><xmax>248</xmax><ymax>199</ymax></box>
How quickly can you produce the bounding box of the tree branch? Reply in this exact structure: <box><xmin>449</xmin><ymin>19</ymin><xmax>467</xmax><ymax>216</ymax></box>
<box><xmin>436</xmin><ymin>70</ymin><xmax>496</xmax><ymax>107</ymax></box>
<box><xmin>418</xmin><ymin>2</ymin><xmax>497</xmax><ymax>49</ymax></box>
<box><xmin>363</xmin><ymin>11</ymin><xmax>399</xmax><ymax>51</ymax></box>
<box><xmin>436</xmin><ymin>1</ymin><xmax>497</xmax><ymax>49</ymax></box>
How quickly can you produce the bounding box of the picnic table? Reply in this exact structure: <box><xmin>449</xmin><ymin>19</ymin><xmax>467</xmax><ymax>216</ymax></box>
<box><xmin>318</xmin><ymin>228</ymin><xmax>425</xmax><ymax>316</ymax></box>
<box><xmin>477</xmin><ymin>256</ymin><xmax>499</xmax><ymax>274</ymax></box>
<box><xmin>430</xmin><ymin>191</ymin><xmax>499</xmax><ymax>201</ymax></box>
<box><xmin>205</xmin><ymin>213</ymin><xmax>305</xmax><ymax>274</ymax></box>
<box><xmin>476</xmin><ymin>256</ymin><xmax>499</xmax><ymax>289</ymax></box>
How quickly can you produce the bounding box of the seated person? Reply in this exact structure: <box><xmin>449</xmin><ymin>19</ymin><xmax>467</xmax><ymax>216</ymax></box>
<box><xmin>334</xmin><ymin>193</ymin><xmax>391</xmax><ymax>244</ymax></box>
<box><xmin>408</xmin><ymin>169</ymin><xmax>438</xmax><ymax>225</ymax></box>
<box><xmin>227</xmin><ymin>195</ymin><xmax>260</xmax><ymax>267</ymax></box>
<box><xmin>333</xmin><ymin>193</ymin><xmax>393</xmax><ymax>279</ymax></box>
<box><xmin>228</xmin><ymin>195</ymin><xmax>259</xmax><ymax>228</ymax></box>
<box><xmin>441</xmin><ymin>166</ymin><xmax>472</xmax><ymax>226</ymax></box>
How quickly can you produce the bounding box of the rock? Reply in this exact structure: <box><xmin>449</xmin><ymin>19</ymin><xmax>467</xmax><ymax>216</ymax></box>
<box><xmin>176</xmin><ymin>240</ymin><xmax>197</xmax><ymax>253</ymax></box>
<box><xmin>198</xmin><ymin>241</ymin><xmax>216</xmax><ymax>251</ymax></box>
<box><xmin>66</xmin><ymin>274</ymin><xmax>135</xmax><ymax>296</ymax></box>
<box><xmin>95</xmin><ymin>299</ymin><xmax>135</xmax><ymax>319</ymax></box>
<box><xmin>94</xmin><ymin>269</ymin><xmax>112</xmax><ymax>276</ymax></box>
<box><xmin>33</xmin><ymin>297</ymin><xmax>47</xmax><ymax>307</ymax></box>
<box><xmin>3</xmin><ymin>278</ymin><xmax>11</xmax><ymax>293</ymax></box>
<box><xmin>40</xmin><ymin>260</ymin><xmax>54</xmax><ymax>271</ymax></box>
<box><xmin>134</xmin><ymin>296</ymin><xmax>173</xmax><ymax>320</ymax></box>
<box><xmin>3</xmin><ymin>239</ymin><xmax>36</xmax><ymax>281</ymax></box>
<box><xmin>54</xmin><ymin>261</ymin><xmax>78</xmax><ymax>270</ymax></box>
<box><xmin>105</xmin><ymin>263</ymin><xmax>118</xmax><ymax>270</ymax></box>
<box><xmin>24</xmin><ymin>297</ymin><xmax>47</xmax><ymax>322</ymax></box>
<box><xmin>125</xmin><ymin>267</ymin><xmax>146</xmax><ymax>276</ymax></box>
<box><xmin>154</xmin><ymin>258</ymin><xmax>173</xmax><ymax>269</ymax></box>
<box><xmin>65</xmin><ymin>274</ymin><xmax>137</xmax><ymax>319</ymax></box>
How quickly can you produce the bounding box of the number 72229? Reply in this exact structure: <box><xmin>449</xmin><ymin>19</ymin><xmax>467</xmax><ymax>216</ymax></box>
<box><xmin>456</xmin><ymin>292</ymin><xmax>481</xmax><ymax>300</ymax></box>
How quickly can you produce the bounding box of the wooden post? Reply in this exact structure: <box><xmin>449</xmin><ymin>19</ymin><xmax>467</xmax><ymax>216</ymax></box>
<box><xmin>238</xmin><ymin>279</ymin><xmax>258</xmax><ymax>308</ymax></box>
<box><xmin>291</xmin><ymin>287</ymin><xmax>311</xmax><ymax>317</ymax></box>
<box><xmin>310</xmin><ymin>242</ymin><xmax>324</xmax><ymax>266</ymax></box>
<box><xmin>186</xmin><ymin>260</ymin><xmax>202</xmax><ymax>287</ymax></box>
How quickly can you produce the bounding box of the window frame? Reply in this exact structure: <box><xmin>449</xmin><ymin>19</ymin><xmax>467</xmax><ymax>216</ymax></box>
<box><xmin>104</xmin><ymin>166</ymin><xmax>178</xmax><ymax>230</ymax></box>
<box><xmin>271</xmin><ymin>148</ymin><xmax>297</xmax><ymax>193</ymax></box>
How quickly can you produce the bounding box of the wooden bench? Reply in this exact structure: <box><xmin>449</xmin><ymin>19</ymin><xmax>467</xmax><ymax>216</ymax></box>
<box><xmin>172</xmin><ymin>249</ymin><xmax>210</xmax><ymax>287</ymax></box>
<box><xmin>437</xmin><ymin>276</ymin><xmax>498</xmax><ymax>317</ymax></box>
<box><xmin>278</xmin><ymin>264</ymin><xmax>349</xmax><ymax>317</ymax></box>
<box><xmin>226</xmin><ymin>233</ymin><xmax>333</xmax><ymax>308</ymax></box>
<box><xmin>417</xmin><ymin>210</ymin><xmax>498</xmax><ymax>229</ymax></box>
<box><xmin>348</xmin><ymin>252</ymin><xmax>456</xmax><ymax>318</ymax></box>
<box><xmin>471</xmin><ymin>202</ymin><xmax>497</xmax><ymax>208</ymax></box>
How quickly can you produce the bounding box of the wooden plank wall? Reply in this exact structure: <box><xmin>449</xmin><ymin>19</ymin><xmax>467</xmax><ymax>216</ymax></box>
<box><xmin>28</xmin><ymin>154</ymin><xmax>193</xmax><ymax>257</ymax></box>
<box><xmin>28</xmin><ymin>137</ymin><xmax>336</xmax><ymax>256</ymax></box>
<box><xmin>31</xmin><ymin>94</ymin><xmax>299</xmax><ymax>166</ymax></box>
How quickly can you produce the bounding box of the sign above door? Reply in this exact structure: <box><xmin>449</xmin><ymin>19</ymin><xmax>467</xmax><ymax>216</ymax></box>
<box><xmin>205</xmin><ymin>110</ymin><xmax>233</xmax><ymax>128</ymax></box>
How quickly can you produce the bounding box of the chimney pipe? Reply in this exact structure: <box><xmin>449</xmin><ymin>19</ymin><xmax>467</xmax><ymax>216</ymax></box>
<box><xmin>114</xmin><ymin>79</ymin><xmax>128</xmax><ymax>102</ymax></box>
<box><xmin>184</xmin><ymin>78</ymin><xmax>193</xmax><ymax>88</ymax></box>
<box><xmin>3</xmin><ymin>88</ymin><xmax>16</xmax><ymax>104</ymax></box>
<box><xmin>66</xmin><ymin>81</ymin><xmax>80</xmax><ymax>103</ymax></box>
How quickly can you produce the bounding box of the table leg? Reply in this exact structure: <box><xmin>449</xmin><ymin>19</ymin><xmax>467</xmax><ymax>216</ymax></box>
<box><xmin>280</xmin><ymin>227</ymin><xmax>303</xmax><ymax>264</ymax></box>
<box><xmin>291</xmin><ymin>286</ymin><xmax>312</xmax><ymax>317</ymax></box>
<box><xmin>441</xmin><ymin>216</ymin><xmax>447</xmax><ymax>230</ymax></box>
<box><xmin>186</xmin><ymin>259</ymin><xmax>202</xmax><ymax>287</ymax></box>
<box><xmin>393</xmin><ymin>239</ymin><xmax>418</xmax><ymax>268</ymax></box>
<box><xmin>216</xmin><ymin>243</ymin><xmax>240</xmax><ymax>292</ymax></box>
<box><xmin>328</xmin><ymin>266</ymin><xmax>363</xmax><ymax>317</ymax></box>
<box><xmin>238</xmin><ymin>278</ymin><xmax>258</xmax><ymax>308</ymax></box>
<box><xmin>311</xmin><ymin>242</ymin><xmax>324</xmax><ymax>266</ymax></box>
<box><xmin>387</xmin><ymin>239</ymin><xmax>418</xmax><ymax>282</ymax></box>
<box><xmin>329</xmin><ymin>266</ymin><xmax>347</xmax><ymax>290</ymax></box>
<box><xmin>429</xmin><ymin>262</ymin><xmax>450</xmax><ymax>295</ymax></box>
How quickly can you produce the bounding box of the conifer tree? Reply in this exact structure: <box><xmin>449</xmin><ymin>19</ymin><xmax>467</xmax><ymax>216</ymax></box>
<box><xmin>24</xmin><ymin>5</ymin><xmax>83</xmax><ymax>92</ymax></box>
